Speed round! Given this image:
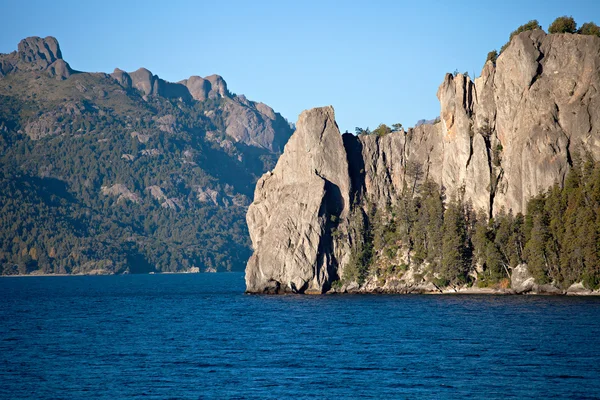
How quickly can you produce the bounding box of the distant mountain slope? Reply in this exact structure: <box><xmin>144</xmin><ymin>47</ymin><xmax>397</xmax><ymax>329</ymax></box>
<box><xmin>0</xmin><ymin>36</ymin><xmax>293</xmax><ymax>275</ymax></box>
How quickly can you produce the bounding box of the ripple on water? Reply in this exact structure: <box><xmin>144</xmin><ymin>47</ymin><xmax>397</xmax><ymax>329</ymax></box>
<box><xmin>1</xmin><ymin>273</ymin><xmax>600</xmax><ymax>399</ymax></box>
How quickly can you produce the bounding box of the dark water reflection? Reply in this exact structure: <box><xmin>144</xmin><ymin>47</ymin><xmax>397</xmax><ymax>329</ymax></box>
<box><xmin>1</xmin><ymin>273</ymin><xmax>599</xmax><ymax>399</ymax></box>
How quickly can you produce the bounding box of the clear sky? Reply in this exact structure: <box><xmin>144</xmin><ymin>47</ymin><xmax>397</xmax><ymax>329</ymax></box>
<box><xmin>1</xmin><ymin>0</ymin><xmax>599</xmax><ymax>132</ymax></box>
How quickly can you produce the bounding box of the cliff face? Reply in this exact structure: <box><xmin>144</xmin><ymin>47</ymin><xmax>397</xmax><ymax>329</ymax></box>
<box><xmin>245</xmin><ymin>107</ymin><xmax>351</xmax><ymax>293</ymax></box>
<box><xmin>440</xmin><ymin>30</ymin><xmax>600</xmax><ymax>215</ymax></box>
<box><xmin>245</xmin><ymin>30</ymin><xmax>600</xmax><ymax>293</ymax></box>
<box><xmin>0</xmin><ymin>36</ymin><xmax>73</xmax><ymax>79</ymax></box>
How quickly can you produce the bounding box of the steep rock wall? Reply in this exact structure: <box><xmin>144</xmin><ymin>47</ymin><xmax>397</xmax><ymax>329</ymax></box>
<box><xmin>246</xmin><ymin>106</ymin><xmax>350</xmax><ymax>293</ymax></box>
<box><xmin>245</xmin><ymin>31</ymin><xmax>600</xmax><ymax>293</ymax></box>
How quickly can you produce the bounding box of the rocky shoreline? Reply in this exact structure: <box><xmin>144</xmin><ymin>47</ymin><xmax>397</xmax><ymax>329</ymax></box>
<box><xmin>325</xmin><ymin>282</ymin><xmax>600</xmax><ymax>296</ymax></box>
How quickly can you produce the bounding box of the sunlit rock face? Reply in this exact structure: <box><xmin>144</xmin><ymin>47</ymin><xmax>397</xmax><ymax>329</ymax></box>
<box><xmin>245</xmin><ymin>31</ymin><xmax>600</xmax><ymax>293</ymax></box>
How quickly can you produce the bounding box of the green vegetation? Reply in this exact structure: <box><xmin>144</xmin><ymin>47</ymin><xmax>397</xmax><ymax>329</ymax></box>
<box><xmin>373</xmin><ymin>124</ymin><xmax>392</xmax><ymax>137</ymax></box>
<box><xmin>356</xmin><ymin>123</ymin><xmax>402</xmax><ymax>137</ymax></box>
<box><xmin>440</xmin><ymin>197</ymin><xmax>470</xmax><ymax>285</ymax></box>
<box><xmin>391</xmin><ymin>123</ymin><xmax>403</xmax><ymax>132</ymax></box>
<box><xmin>0</xmin><ymin>71</ymin><xmax>285</xmax><ymax>275</ymax></box>
<box><xmin>355</xmin><ymin>127</ymin><xmax>371</xmax><ymax>135</ymax></box>
<box><xmin>579</xmin><ymin>22</ymin><xmax>600</xmax><ymax>37</ymax></box>
<box><xmin>486</xmin><ymin>50</ymin><xmax>498</xmax><ymax>64</ymax></box>
<box><xmin>343</xmin><ymin>155</ymin><xmax>600</xmax><ymax>290</ymax></box>
<box><xmin>500</xmin><ymin>20</ymin><xmax>542</xmax><ymax>54</ymax></box>
<box><xmin>522</xmin><ymin>154</ymin><xmax>600</xmax><ymax>289</ymax></box>
<box><xmin>343</xmin><ymin>206</ymin><xmax>373</xmax><ymax>285</ymax></box>
<box><xmin>496</xmin><ymin>17</ymin><xmax>599</xmax><ymax>59</ymax></box>
<box><xmin>549</xmin><ymin>16</ymin><xmax>577</xmax><ymax>34</ymax></box>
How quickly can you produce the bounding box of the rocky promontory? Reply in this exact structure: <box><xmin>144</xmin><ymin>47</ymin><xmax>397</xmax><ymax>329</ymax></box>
<box><xmin>245</xmin><ymin>30</ymin><xmax>600</xmax><ymax>295</ymax></box>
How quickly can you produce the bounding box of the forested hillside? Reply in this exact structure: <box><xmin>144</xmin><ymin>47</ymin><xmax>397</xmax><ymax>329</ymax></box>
<box><xmin>0</xmin><ymin>36</ymin><xmax>293</xmax><ymax>275</ymax></box>
<box><xmin>343</xmin><ymin>153</ymin><xmax>600</xmax><ymax>291</ymax></box>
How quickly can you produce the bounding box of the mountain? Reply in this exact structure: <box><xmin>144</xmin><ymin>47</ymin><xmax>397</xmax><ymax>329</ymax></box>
<box><xmin>0</xmin><ymin>36</ymin><xmax>293</xmax><ymax>275</ymax></box>
<box><xmin>245</xmin><ymin>29</ymin><xmax>600</xmax><ymax>295</ymax></box>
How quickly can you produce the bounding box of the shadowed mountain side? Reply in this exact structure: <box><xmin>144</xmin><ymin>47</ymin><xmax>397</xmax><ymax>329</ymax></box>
<box><xmin>0</xmin><ymin>36</ymin><xmax>293</xmax><ymax>275</ymax></box>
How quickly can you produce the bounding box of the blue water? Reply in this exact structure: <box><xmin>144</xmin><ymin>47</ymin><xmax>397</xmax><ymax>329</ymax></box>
<box><xmin>1</xmin><ymin>273</ymin><xmax>600</xmax><ymax>399</ymax></box>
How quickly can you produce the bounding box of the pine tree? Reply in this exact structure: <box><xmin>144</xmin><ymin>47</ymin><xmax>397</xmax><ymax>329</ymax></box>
<box><xmin>441</xmin><ymin>197</ymin><xmax>470</xmax><ymax>284</ymax></box>
<box><xmin>524</xmin><ymin>207</ymin><xmax>551</xmax><ymax>284</ymax></box>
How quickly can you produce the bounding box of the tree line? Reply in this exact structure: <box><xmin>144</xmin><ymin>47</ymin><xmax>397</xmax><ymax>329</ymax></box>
<box><xmin>342</xmin><ymin>154</ymin><xmax>600</xmax><ymax>290</ymax></box>
<box><xmin>486</xmin><ymin>16</ymin><xmax>600</xmax><ymax>64</ymax></box>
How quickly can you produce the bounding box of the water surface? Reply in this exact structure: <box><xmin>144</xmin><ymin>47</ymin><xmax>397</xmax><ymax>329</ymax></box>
<box><xmin>1</xmin><ymin>273</ymin><xmax>600</xmax><ymax>399</ymax></box>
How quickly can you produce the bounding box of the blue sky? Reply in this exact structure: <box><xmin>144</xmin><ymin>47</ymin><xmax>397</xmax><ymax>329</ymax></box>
<box><xmin>1</xmin><ymin>0</ymin><xmax>598</xmax><ymax>132</ymax></box>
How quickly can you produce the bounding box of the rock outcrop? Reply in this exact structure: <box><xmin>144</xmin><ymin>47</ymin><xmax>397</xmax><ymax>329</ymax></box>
<box><xmin>246</xmin><ymin>106</ymin><xmax>350</xmax><ymax>293</ymax></box>
<box><xmin>246</xmin><ymin>30</ymin><xmax>600</xmax><ymax>294</ymax></box>
<box><xmin>0</xmin><ymin>36</ymin><xmax>73</xmax><ymax>79</ymax></box>
<box><xmin>180</xmin><ymin>74</ymin><xmax>228</xmax><ymax>101</ymax></box>
<box><xmin>440</xmin><ymin>30</ymin><xmax>600</xmax><ymax>215</ymax></box>
<box><xmin>101</xmin><ymin>184</ymin><xmax>141</xmax><ymax>204</ymax></box>
<box><xmin>108</xmin><ymin>68</ymin><xmax>291</xmax><ymax>152</ymax></box>
<box><xmin>1</xmin><ymin>36</ymin><xmax>293</xmax><ymax>152</ymax></box>
<box><xmin>340</xmin><ymin>30</ymin><xmax>599</xmax><ymax>218</ymax></box>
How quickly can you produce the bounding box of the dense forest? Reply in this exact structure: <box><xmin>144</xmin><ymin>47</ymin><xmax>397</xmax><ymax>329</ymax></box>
<box><xmin>0</xmin><ymin>68</ymin><xmax>290</xmax><ymax>275</ymax></box>
<box><xmin>342</xmin><ymin>153</ymin><xmax>600</xmax><ymax>291</ymax></box>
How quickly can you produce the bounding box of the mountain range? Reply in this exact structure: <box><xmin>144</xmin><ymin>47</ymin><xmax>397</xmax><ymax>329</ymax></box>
<box><xmin>0</xmin><ymin>36</ymin><xmax>293</xmax><ymax>275</ymax></box>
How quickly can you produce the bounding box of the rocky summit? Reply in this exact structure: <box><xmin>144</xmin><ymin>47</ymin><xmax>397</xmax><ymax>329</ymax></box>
<box><xmin>245</xmin><ymin>30</ymin><xmax>600</xmax><ymax>294</ymax></box>
<box><xmin>0</xmin><ymin>36</ymin><xmax>73</xmax><ymax>79</ymax></box>
<box><xmin>245</xmin><ymin>106</ymin><xmax>350</xmax><ymax>294</ymax></box>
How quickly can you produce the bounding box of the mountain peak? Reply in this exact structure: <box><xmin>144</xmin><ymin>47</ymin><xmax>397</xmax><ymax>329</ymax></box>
<box><xmin>18</xmin><ymin>36</ymin><xmax>63</xmax><ymax>64</ymax></box>
<box><xmin>0</xmin><ymin>36</ymin><xmax>72</xmax><ymax>79</ymax></box>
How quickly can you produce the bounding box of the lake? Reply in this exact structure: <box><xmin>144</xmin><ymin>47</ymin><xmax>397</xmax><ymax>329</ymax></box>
<box><xmin>1</xmin><ymin>273</ymin><xmax>600</xmax><ymax>399</ymax></box>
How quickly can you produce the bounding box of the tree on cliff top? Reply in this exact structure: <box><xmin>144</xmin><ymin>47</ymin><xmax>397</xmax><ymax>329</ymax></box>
<box><xmin>579</xmin><ymin>22</ymin><xmax>600</xmax><ymax>37</ymax></box>
<box><xmin>486</xmin><ymin>50</ymin><xmax>498</xmax><ymax>64</ymax></box>
<box><xmin>373</xmin><ymin>124</ymin><xmax>392</xmax><ymax>137</ymax></box>
<box><xmin>549</xmin><ymin>16</ymin><xmax>577</xmax><ymax>34</ymax></box>
<box><xmin>500</xmin><ymin>20</ymin><xmax>543</xmax><ymax>54</ymax></box>
<box><xmin>355</xmin><ymin>127</ymin><xmax>371</xmax><ymax>135</ymax></box>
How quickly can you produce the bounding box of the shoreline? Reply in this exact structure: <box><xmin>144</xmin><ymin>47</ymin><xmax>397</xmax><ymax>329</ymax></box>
<box><xmin>247</xmin><ymin>282</ymin><xmax>600</xmax><ymax>296</ymax></box>
<box><xmin>5</xmin><ymin>274</ymin><xmax>599</xmax><ymax>296</ymax></box>
<box><xmin>325</xmin><ymin>289</ymin><xmax>600</xmax><ymax>296</ymax></box>
<box><xmin>245</xmin><ymin>289</ymin><xmax>600</xmax><ymax>296</ymax></box>
<box><xmin>0</xmin><ymin>271</ymin><xmax>221</xmax><ymax>278</ymax></box>
<box><xmin>325</xmin><ymin>284</ymin><xmax>600</xmax><ymax>296</ymax></box>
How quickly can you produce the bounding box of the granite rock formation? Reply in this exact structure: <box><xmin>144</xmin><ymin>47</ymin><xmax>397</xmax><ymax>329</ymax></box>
<box><xmin>0</xmin><ymin>36</ymin><xmax>73</xmax><ymax>79</ymax></box>
<box><xmin>106</xmin><ymin>67</ymin><xmax>290</xmax><ymax>152</ymax></box>
<box><xmin>245</xmin><ymin>30</ymin><xmax>600</xmax><ymax>294</ymax></box>
<box><xmin>0</xmin><ymin>36</ymin><xmax>292</xmax><ymax>152</ymax></box>
<box><xmin>245</xmin><ymin>106</ymin><xmax>351</xmax><ymax>293</ymax></box>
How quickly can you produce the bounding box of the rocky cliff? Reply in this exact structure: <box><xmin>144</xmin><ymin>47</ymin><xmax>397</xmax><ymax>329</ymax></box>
<box><xmin>0</xmin><ymin>36</ymin><xmax>74</xmax><ymax>79</ymax></box>
<box><xmin>245</xmin><ymin>30</ymin><xmax>600</xmax><ymax>294</ymax></box>
<box><xmin>245</xmin><ymin>106</ymin><xmax>351</xmax><ymax>293</ymax></box>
